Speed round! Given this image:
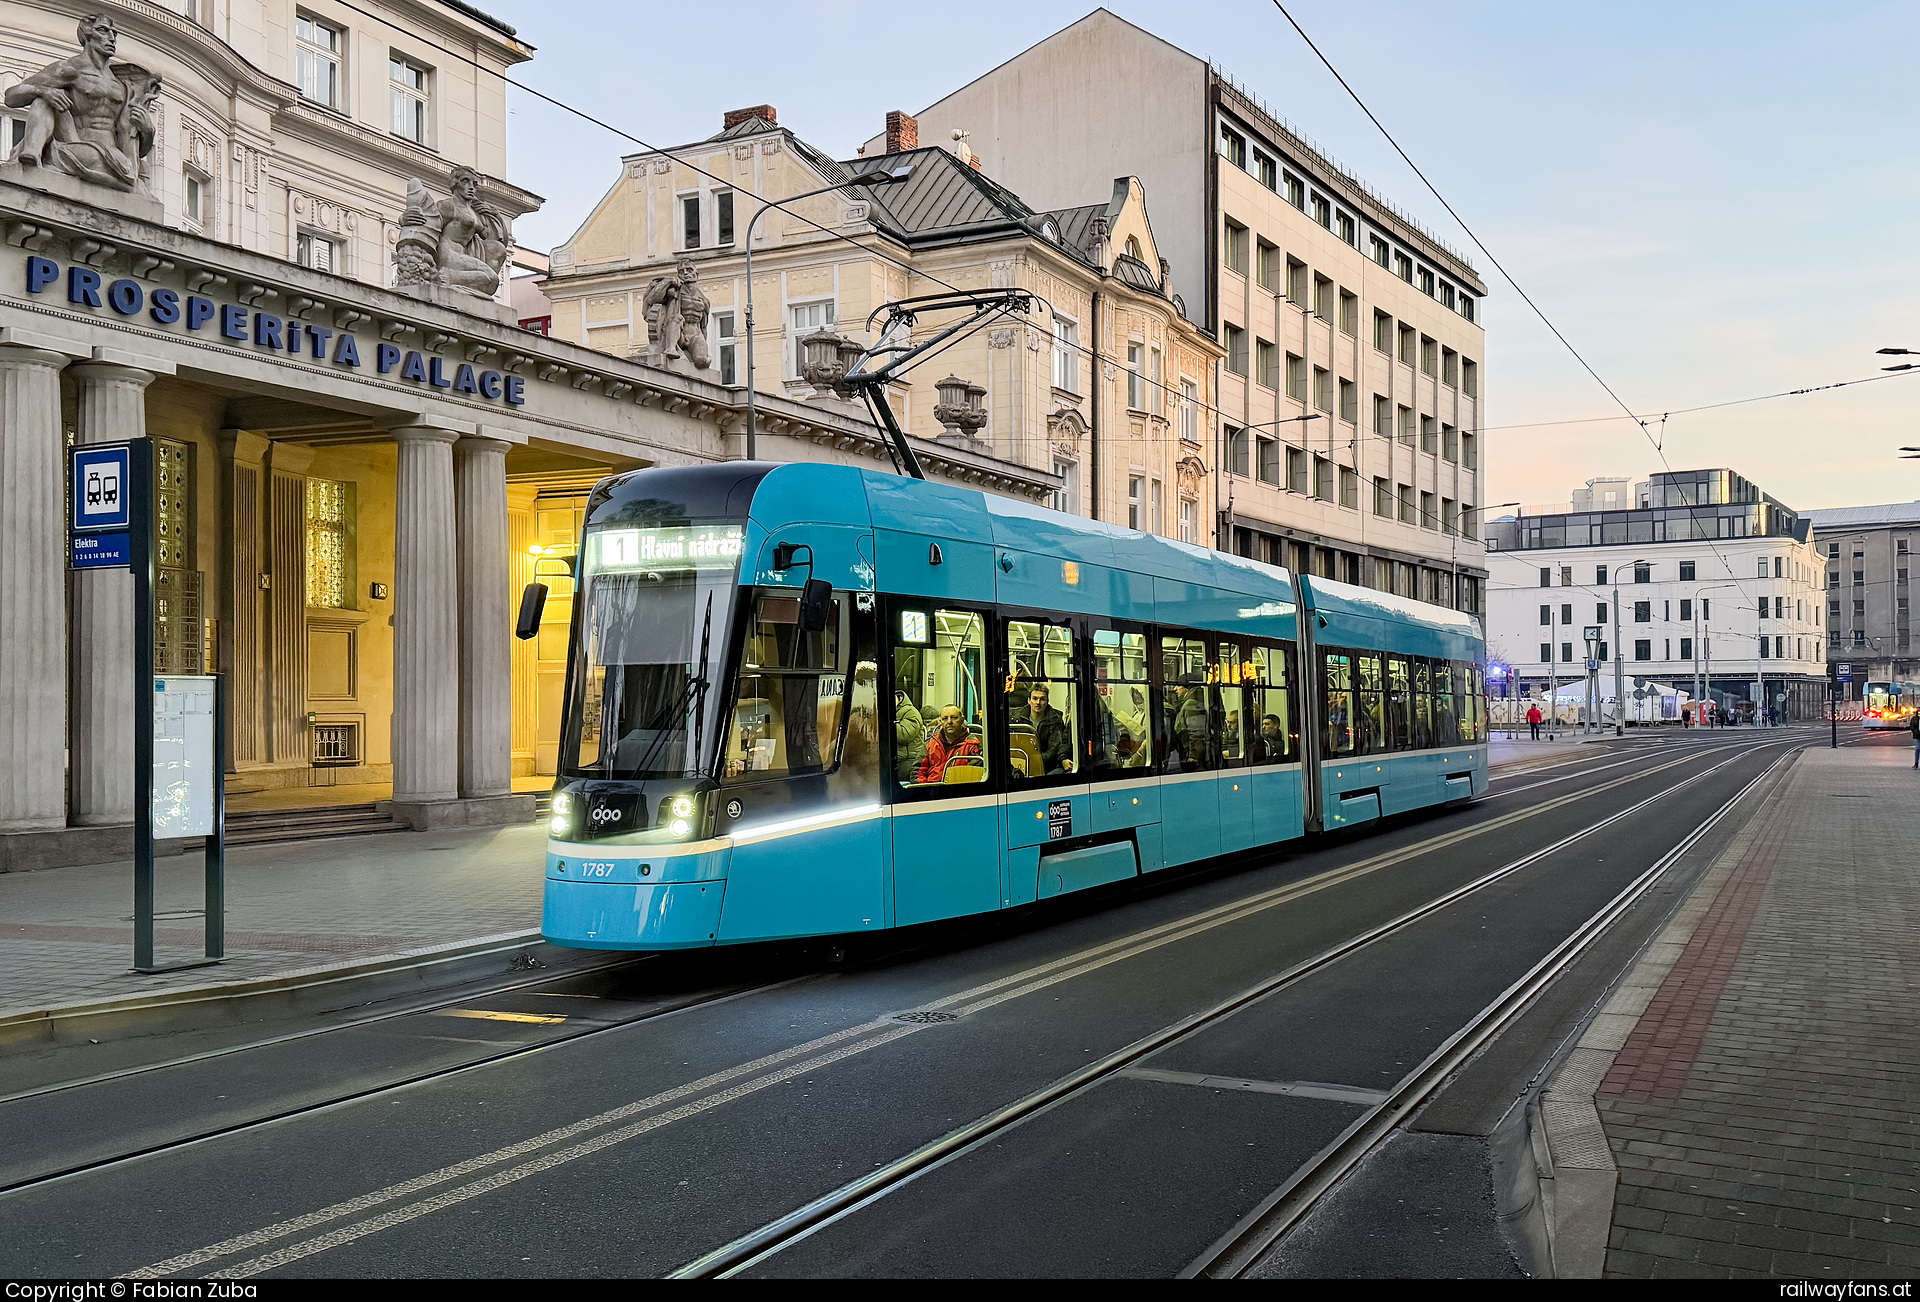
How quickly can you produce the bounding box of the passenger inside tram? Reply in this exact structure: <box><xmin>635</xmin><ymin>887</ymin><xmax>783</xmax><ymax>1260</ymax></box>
<box><xmin>915</xmin><ymin>706</ymin><xmax>983</xmax><ymax>783</ymax></box>
<box><xmin>893</xmin><ymin>607</ymin><xmax>990</xmax><ymax>786</ymax></box>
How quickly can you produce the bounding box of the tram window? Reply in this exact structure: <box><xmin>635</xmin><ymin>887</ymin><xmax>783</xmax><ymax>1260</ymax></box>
<box><xmin>1092</xmin><ymin>628</ymin><xmax>1153</xmax><ymax>772</ymax></box>
<box><xmin>1432</xmin><ymin>661</ymin><xmax>1459</xmax><ymax>744</ymax></box>
<box><xmin>893</xmin><ymin>608</ymin><xmax>990</xmax><ymax>788</ymax></box>
<box><xmin>573</xmin><ymin>568</ymin><xmax>731</xmax><ymax>779</ymax></box>
<box><xmin>1248</xmin><ymin>643</ymin><xmax>1295</xmax><ymax>763</ymax></box>
<box><xmin>1385</xmin><ymin>657</ymin><xmax>1413</xmax><ymax>750</ymax></box>
<box><xmin>1215</xmin><ymin>643</ymin><xmax>1246</xmax><ymax>764</ymax></box>
<box><xmin>1468</xmin><ymin>665</ymin><xmax>1488</xmax><ymax>741</ymax></box>
<box><xmin>1411</xmin><ymin>659</ymin><xmax>1433</xmax><ymax>749</ymax></box>
<box><xmin>1355</xmin><ymin>653</ymin><xmax>1386</xmax><ymax>753</ymax></box>
<box><xmin>1006</xmin><ymin>620</ymin><xmax>1079</xmax><ymax>780</ymax></box>
<box><xmin>725</xmin><ymin>590</ymin><xmax>852</xmax><ymax>782</ymax></box>
<box><xmin>1323</xmin><ymin>652</ymin><xmax>1356</xmax><ymax>756</ymax></box>
<box><xmin>1161</xmin><ymin>636</ymin><xmax>1216</xmax><ymax>771</ymax></box>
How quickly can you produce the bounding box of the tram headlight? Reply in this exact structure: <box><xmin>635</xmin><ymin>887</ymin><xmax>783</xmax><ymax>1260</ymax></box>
<box><xmin>549</xmin><ymin>790</ymin><xmax>573</xmax><ymax>838</ymax></box>
<box><xmin>660</xmin><ymin>793</ymin><xmax>699</xmax><ymax>839</ymax></box>
<box><xmin>669</xmin><ymin>795</ymin><xmax>695</xmax><ymax>819</ymax></box>
<box><xmin>669</xmin><ymin>818</ymin><xmax>692</xmax><ymax>837</ymax></box>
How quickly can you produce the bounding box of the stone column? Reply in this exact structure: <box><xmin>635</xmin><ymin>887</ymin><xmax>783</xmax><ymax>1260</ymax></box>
<box><xmin>0</xmin><ymin>346</ymin><xmax>71</xmax><ymax>831</ymax></box>
<box><xmin>391</xmin><ymin>424</ymin><xmax>460</xmax><ymax>806</ymax></box>
<box><xmin>455</xmin><ymin>436</ymin><xmax>512</xmax><ymax>799</ymax></box>
<box><xmin>68</xmin><ymin>361</ymin><xmax>154</xmax><ymax>826</ymax></box>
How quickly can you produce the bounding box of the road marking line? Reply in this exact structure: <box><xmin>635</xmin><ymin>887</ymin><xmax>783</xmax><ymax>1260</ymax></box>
<box><xmin>1120</xmin><ymin>1068</ymin><xmax>1390</xmax><ymax>1106</ymax></box>
<box><xmin>435</xmin><ymin>1010</ymin><xmax>567</xmax><ymax>1025</ymax></box>
<box><xmin>125</xmin><ymin>742</ymin><xmax>1734</xmax><ymax>1278</ymax></box>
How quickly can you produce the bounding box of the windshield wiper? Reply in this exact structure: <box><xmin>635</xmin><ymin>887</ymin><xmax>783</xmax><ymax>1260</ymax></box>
<box><xmin>623</xmin><ymin>592</ymin><xmax>715</xmax><ymax>781</ymax></box>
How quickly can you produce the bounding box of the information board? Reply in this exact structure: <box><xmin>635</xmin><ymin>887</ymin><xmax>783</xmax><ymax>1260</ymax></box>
<box><xmin>153</xmin><ymin>676</ymin><xmax>217</xmax><ymax>837</ymax></box>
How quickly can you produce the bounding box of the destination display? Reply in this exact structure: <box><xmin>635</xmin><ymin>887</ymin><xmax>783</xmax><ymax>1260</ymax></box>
<box><xmin>591</xmin><ymin>525</ymin><xmax>745</xmax><ymax>571</ymax></box>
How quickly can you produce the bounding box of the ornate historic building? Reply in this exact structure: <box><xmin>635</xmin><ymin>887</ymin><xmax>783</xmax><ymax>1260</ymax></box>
<box><xmin>0</xmin><ymin>3</ymin><xmax>1042</xmax><ymax>870</ymax></box>
<box><xmin>542</xmin><ymin>105</ymin><xmax>1222</xmax><ymax>536</ymax></box>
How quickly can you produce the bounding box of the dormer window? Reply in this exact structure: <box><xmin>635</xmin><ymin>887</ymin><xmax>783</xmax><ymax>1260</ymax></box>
<box><xmin>1124</xmin><ymin>235</ymin><xmax>1142</xmax><ymax>262</ymax></box>
<box><xmin>1041</xmin><ymin>219</ymin><xmax>1059</xmax><ymax>243</ymax></box>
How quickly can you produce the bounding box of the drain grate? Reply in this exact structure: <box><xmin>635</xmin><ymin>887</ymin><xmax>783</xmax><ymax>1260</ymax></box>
<box><xmin>891</xmin><ymin>1010</ymin><xmax>961</xmax><ymax>1024</ymax></box>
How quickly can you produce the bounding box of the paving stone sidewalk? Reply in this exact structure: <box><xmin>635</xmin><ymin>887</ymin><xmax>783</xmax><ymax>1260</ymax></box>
<box><xmin>0</xmin><ymin>823</ymin><xmax>547</xmax><ymax>1019</ymax></box>
<box><xmin>1596</xmin><ymin>739</ymin><xmax>1920</xmax><ymax>1278</ymax></box>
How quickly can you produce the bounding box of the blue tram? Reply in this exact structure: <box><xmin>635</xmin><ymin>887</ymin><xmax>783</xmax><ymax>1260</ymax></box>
<box><xmin>540</xmin><ymin>462</ymin><xmax>1486</xmax><ymax>950</ymax></box>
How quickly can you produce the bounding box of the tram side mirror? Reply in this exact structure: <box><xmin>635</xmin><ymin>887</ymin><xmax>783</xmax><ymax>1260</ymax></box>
<box><xmin>515</xmin><ymin>583</ymin><xmax>549</xmax><ymax>640</ymax></box>
<box><xmin>773</xmin><ymin>542</ymin><xmax>801</xmax><ymax>572</ymax></box>
<box><xmin>800</xmin><ymin>577</ymin><xmax>833</xmax><ymax>632</ymax></box>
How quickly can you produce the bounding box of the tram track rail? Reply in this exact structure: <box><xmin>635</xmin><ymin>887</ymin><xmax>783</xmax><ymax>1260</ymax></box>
<box><xmin>669</xmin><ymin>734</ymin><xmax>1803</xmax><ymax>1278</ymax></box>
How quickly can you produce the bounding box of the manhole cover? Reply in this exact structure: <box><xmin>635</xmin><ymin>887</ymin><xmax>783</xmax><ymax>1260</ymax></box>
<box><xmin>891</xmin><ymin>1010</ymin><xmax>961</xmax><ymax>1024</ymax></box>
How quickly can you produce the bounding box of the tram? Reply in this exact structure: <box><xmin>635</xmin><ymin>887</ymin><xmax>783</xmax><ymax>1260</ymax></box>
<box><xmin>1861</xmin><ymin>680</ymin><xmax>1917</xmax><ymax>730</ymax></box>
<box><xmin>537</xmin><ymin>462</ymin><xmax>1486</xmax><ymax>951</ymax></box>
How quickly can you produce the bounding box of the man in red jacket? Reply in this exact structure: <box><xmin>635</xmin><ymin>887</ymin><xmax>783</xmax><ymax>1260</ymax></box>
<box><xmin>1526</xmin><ymin>703</ymin><xmax>1544</xmax><ymax>741</ymax></box>
<box><xmin>916</xmin><ymin>706</ymin><xmax>982</xmax><ymax>783</ymax></box>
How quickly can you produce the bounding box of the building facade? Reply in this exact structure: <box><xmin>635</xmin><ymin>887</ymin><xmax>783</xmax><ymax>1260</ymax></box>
<box><xmin>1486</xmin><ymin>470</ymin><xmax>1827</xmax><ymax>723</ymax></box>
<box><xmin>863</xmin><ymin>9</ymin><xmax>1489</xmax><ymax>614</ymax></box>
<box><xmin>0</xmin><ymin>3</ymin><xmax>1049</xmax><ymax>870</ymax></box>
<box><xmin>1801</xmin><ymin>499</ymin><xmax>1920</xmax><ymax>696</ymax></box>
<box><xmin>541</xmin><ymin>105</ymin><xmax>1221</xmax><ymax>536</ymax></box>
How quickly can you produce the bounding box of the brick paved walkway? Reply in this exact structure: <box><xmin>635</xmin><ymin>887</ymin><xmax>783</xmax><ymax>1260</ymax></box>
<box><xmin>1597</xmin><ymin>740</ymin><xmax>1920</xmax><ymax>1278</ymax></box>
<box><xmin>0</xmin><ymin>824</ymin><xmax>547</xmax><ymax>1019</ymax></box>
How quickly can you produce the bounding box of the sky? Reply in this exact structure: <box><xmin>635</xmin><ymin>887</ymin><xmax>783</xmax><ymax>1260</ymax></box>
<box><xmin>477</xmin><ymin>0</ymin><xmax>1920</xmax><ymax>514</ymax></box>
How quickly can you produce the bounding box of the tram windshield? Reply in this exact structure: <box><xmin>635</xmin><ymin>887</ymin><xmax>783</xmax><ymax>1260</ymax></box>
<box><xmin>563</xmin><ymin>522</ymin><xmax>744</xmax><ymax>780</ymax></box>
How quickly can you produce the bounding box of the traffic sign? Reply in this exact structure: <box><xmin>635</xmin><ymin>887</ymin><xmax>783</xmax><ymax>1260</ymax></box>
<box><xmin>1586</xmin><ymin>658</ymin><xmax>1599</xmax><ymax>673</ymax></box>
<box><xmin>71</xmin><ymin>443</ymin><xmax>131</xmax><ymax>530</ymax></box>
<box><xmin>1836</xmin><ymin>662</ymin><xmax>1853</xmax><ymax>684</ymax></box>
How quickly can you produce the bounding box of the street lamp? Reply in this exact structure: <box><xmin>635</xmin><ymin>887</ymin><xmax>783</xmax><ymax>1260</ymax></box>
<box><xmin>1610</xmin><ymin>557</ymin><xmax>1660</xmax><ymax>737</ymax></box>
<box><xmin>1902</xmin><ymin>446</ymin><xmax>1920</xmax><ymax>460</ymax></box>
<box><xmin>743</xmin><ymin>164</ymin><xmax>913</xmax><ymax>460</ymax></box>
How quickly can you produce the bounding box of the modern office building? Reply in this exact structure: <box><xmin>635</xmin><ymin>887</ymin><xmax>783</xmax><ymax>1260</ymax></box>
<box><xmin>1800</xmin><ymin>499</ymin><xmax>1920</xmax><ymax>696</ymax></box>
<box><xmin>862</xmin><ymin>8</ymin><xmax>1489</xmax><ymax>614</ymax></box>
<box><xmin>1486</xmin><ymin>470</ymin><xmax>1827</xmax><ymax>722</ymax></box>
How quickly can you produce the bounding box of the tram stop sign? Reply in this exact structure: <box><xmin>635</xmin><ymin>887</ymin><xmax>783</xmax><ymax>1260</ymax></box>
<box><xmin>69</xmin><ymin>442</ymin><xmax>132</xmax><ymax>570</ymax></box>
<box><xmin>1836</xmin><ymin>662</ymin><xmax>1852</xmax><ymax>684</ymax></box>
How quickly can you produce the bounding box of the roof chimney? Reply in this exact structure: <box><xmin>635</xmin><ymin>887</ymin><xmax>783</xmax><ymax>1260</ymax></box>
<box><xmin>884</xmin><ymin>110</ymin><xmax>918</xmax><ymax>154</ymax></box>
<box><xmin>722</xmin><ymin>104</ymin><xmax>776</xmax><ymax>131</ymax></box>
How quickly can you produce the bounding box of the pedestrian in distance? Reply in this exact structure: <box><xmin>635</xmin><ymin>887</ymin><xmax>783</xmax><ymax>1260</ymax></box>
<box><xmin>1909</xmin><ymin>708</ymin><xmax>1919</xmax><ymax>769</ymax></box>
<box><xmin>1526</xmin><ymin>702</ymin><xmax>1543</xmax><ymax>741</ymax></box>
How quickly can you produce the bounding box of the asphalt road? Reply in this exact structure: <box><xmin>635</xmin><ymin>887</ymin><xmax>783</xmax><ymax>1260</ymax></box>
<box><xmin>0</xmin><ymin>728</ymin><xmax>1830</xmax><ymax>1279</ymax></box>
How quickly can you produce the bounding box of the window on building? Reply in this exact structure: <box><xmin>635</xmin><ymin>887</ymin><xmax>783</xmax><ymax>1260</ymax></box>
<box><xmin>1052</xmin><ymin>316</ymin><xmax>1079</xmax><ymax>393</ymax></box>
<box><xmin>1420</xmin><ymin>490</ymin><xmax>1436</xmax><ymax>530</ymax></box>
<box><xmin>1420</xmin><ymin>336</ymin><xmax>1438</xmax><ymax>377</ymax></box>
<box><xmin>1225</xmin><ymin>426</ymin><xmax>1249</xmax><ymax>477</ymax></box>
<box><xmin>1149</xmin><ymin>347</ymin><xmax>1163</xmax><ymax>415</ymax></box>
<box><xmin>1373</xmin><ymin>310</ymin><xmax>1392</xmax><ymax>353</ymax></box>
<box><xmin>1827</xmin><ymin>542</ymin><xmax>1840</xmax><ymax>557</ymax></box>
<box><xmin>1179</xmin><ymin>498</ymin><xmax>1198</xmax><ymax>544</ymax></box>
<box><xmin>1398</xmin><ymin>323</ymin><xmax>1416</xmax><ymax>365</ymax></box>
<box><xmin>1854</xmin><ymin>599</ymin><xmax>1866</xmax><ymax>620</ymax></box>
<box><xmin>715</xmin><ymin>312</ymin><xmax>736</xmax><ymax>385</ymax></box>
<box><xmin>296</xmin><ymin>230</ymin><xmax>338</xmax><ymax>272</ymax></box>
<box><xmin>183</xmin><ymin>171</ymin><xmax>204</xmax><ymax>226</ymax></box>
<box><xmin>1219</xmin><ymin>123</ymin><xmax>1246</xmax><ymax>168</ymax></box>
<box><xmin>1255</xmin><ymin>239</ymin><xmax>1280</xmax><ymax>291</ymax></box>
<box><xmin>1397</xmin><ymin>405</ymin><xmax>1414</xmax><ymax>446</ymax></box>
<box><xmin>1399</xmin><ymin>484</ymin><xmax>1415</xmax><ymax>525</ymax></box>
<box><xmin>682</xmin><ymin>194</ymin><xmax>701</xmax><ymax>250</ymax></box>
<box><xmin>1441</xmin><ymin>498</ymin><xmax>1457</xmax><ymax>534</ymax></box>
<box><xmin>1394</xmin><ymin>253</ymin><xmax>1413</xmax><ymax>283</ymax></box>
<box><xmin>1462</xmin><ymin>432</ymin><xmax>1477</xmax><ymax>470</ymax></box>
<box><xmin>1460</xmin><ymin>504</ymin><xmax>1477</xmax><ymax>541</ymax></box>
<box><xmin>1372</xmin><ymin>394</ymin><xmax>1391</xmax><ymax>439</ymax></box>
<box><xmin>1539</xmin><ymin>567</ymin><xmax>1552</xmax><ymax>588</ymax></box>
<box><xmin>1150</xmin><ymin>478</ymin><xmax>1163</xmax><ymax>533</ymax></box>
<box><xmin>1124</xmin><ymin>476</ymin><xmax>1145</xmax><ymax>531</ymax></box>
<box><xmin>1256</xmin><ymin>152</ymin><xmax>1277</xmax><ymax>190</ymax></box>
<box><xmin>1417</xmin><ymin>267</ymin><xmax>1436</xmax><ymax>296</ymax></box>
<box><xmin>1313</xmin><ymin>366</ymin><xmax>1332</xmax><ymax>414</ymax></box>
<box><xmin>1338</xmin><ymin>378</ymin><xmax>1356</xmax><ymax>424</ymax></box>
<box><xmin>1286</xmin><ymin>257</ymin><xmax>1308</xmax><ymax>305</ymax></box>
<box><xmin>1561</xmin><ymin>603</ymin><xmax>1574</xmax><ymax>624</ymax></box>
<box><xmin>1314</xmin><ymin>456</ymin><xmax>1334</xmax><ymax>502</ymax></box>
<box><xmin>1376</xmin><ymin>477</ymin><xmax>1393</xmax><ymax>519</ymax></box>
<box><xmin>389</xmin><ymin>56</ymin><xmax>430</xmax><ymax>144</ymax></box>
<box><xmin>1540</xmin><ymin>642</ymin><xmax>1553</xmax><ymax>664</ymax></box>
<box><xmin>306</xmin><ymin>477</ymin><xmax>355</xmax><ymax>609</ymax></box>
<box><xmin>1462</xmin><ymin>357</ymin><xmax>1478</xmax><ymax>397</ymax></box>
<box><xmin>1634</xmin><ymin>639</ymin><xmax>1651</xmax><ymax>661</ymax></box>
<box><xmin>1419</xmin><ymin>415</ymin><xmax>1437</xmax><ymax>455</ymax></box>
<box><xmin>1679</xmin><ymin>560</ymin><xmax>1696</xmax><ymax>581</ymax></box>
<box><xmin>1596</xmin><ymin>565</ymin><xmax>1609</xmax><ymax>585</ymax></box>
<box><xmin>1442</xmin><ymin>425</ymin><xmax>1458</xmax><ymax>462</ymax></box>
<box><xmin>1257</xmin><ymin>438</ymin><xmax>1279</xmax><ymax>486</ymax></box>
<box><xmin>1125</xmin><ymin>342</ymin><xmax>1144</xmax><ymax>409</ymax></box>
<box><xmin>1310</xmin><ymin>193</ymin><xmax>1331</xmax><ymax>228</ymax></box>
<box><xmin>1284</xmin><ymin>172</ymin><xmax>1305</xmax><ymax>209</ymax></box>
<box><xmin>716</xmin><ymin>191</ymin><xmax>735</xmax><ymax>246</ymax></box>
<box><xmin>1441</xmin><ymin>348</ymin><xmax>1458</xmax><ymax>388</ymax></box>
<box><xmin>1439</xmin><ymin>282</ymin><xmax>1456</xmax><ymax>311</ymax></box>
<box><xmin>1562</xmin><ymin>566</ymin><xmax>1574</xmax><ymax>586</ymax></box>
<box><xmin>1370</xmin><ymin>235</ymin><xmax>1390</xmax><ymax>267</ymax></box>
<box><xmin>1339</xmin><ymin>466</ymin><xmax>1358</xmax><ymax>510</ymax></box>
<box><xmin>1179</xmin><ymin>377</ymin><xmax>1199</xmax><ymax>444</ymax></box>
<box><xmin>1634</xmin><ymin>563</ymin><xmax>1651</xmax><ymax>583</ymax></box>
<box><xmin>1288</xmin><ymin>448</ymin><xmax>1309</xmax><ymax>496</ymax></box>
<box><xmin>296</xmin><ymin>14</ymin><xmax>344</xmax><ymax>109</ymax></box>
<box><xmin>1255</xmin><ymin>339</ymin><xmax>1277</xmax><ymax>391</ymax></box>
<box><xmin>1598</xmin><ymin>601</ymin><xmax>1612</xmax><ymax>622</ymax></box>
<box><xmin>1223</xmin><ymin>324</ymin><xmax>1248</xmax><ymax>376</ymax></box>
<box><xmin>1633</xmin><ymin>600</ymin><xmax>1651</xmax><ymax>622</ymax></box>
<box><xmin>1313</xmin><ymin>274</ymin><xmax>1333</xmax><ymax>319</ymax></box>
<box><xmin>1335</xmin><ymin>211</ymin><xmax>1356</xmax><ymax>246</ymax></box>
<box><xmin>1223</xmin><ymin>219</ymin><xmax>1249</xmax><ymax>275</ymax></box>
<box><xmin>1050</xmin><ymin>459</ymin><xmax>1080</xmax><ymax>514</ymax></box>
<box><xmin>1338</xmin><ymin>289</ymin><xmax>1358</xmax><ymax>336</ymax></box>
<box><xmin>1285</xmin><ymin>352</ymin><xmax>1306</xmax><ymax>402</ymax></box>
<box><xmin>790</xmin><ymin>300</ymin><xmax>835</xmax><ymax>375</ymax></box>
<box><xmin>1854</xmin><ymin>569</ymin><xmax>1865</xmax><ymax>586</ymax></box>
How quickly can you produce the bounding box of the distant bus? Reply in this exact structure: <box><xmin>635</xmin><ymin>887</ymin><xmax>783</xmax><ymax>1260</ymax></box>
<box><xmin>1861</xmin><ymin>681</ymin><xmax>1917</xmax><ymax>730</ymax></box>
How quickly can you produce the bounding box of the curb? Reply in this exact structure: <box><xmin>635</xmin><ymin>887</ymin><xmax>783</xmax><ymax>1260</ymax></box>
<box><xmin>0</xmin><ymin>928</ymin><xmax>563</xmax><ymax>1050</ymax></box>
<box><xmin>1528</xmin><ymin>749</ymin><xmax>1795</xmax><ymax>1276</ymax></box>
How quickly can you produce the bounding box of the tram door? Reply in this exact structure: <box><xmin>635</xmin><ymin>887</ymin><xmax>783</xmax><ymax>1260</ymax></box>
<box><xmin>528</xmin><ymin>496</ymin><xmax>585</xmax><ymax>774</ymax></box>
<box><xmin>889</xmin><ymin>606</ymin><xmax>1003</xmax><ymax>925</ymax></box>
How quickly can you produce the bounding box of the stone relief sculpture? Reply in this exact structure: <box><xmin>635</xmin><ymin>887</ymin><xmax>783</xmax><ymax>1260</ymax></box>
<box><xmin>639</xmin><ymin>259</ymin><xmax>711</xmax><ymax>370</ymax></box>
<box><xmin>3</xmin><ymin>13</ymin><xmax>160</xmax><ymax>196</ymax></box>
<box><xmin>393</xmin><ymin>166</ymin><xmax>513</xmax><ymax>298</ymax></box>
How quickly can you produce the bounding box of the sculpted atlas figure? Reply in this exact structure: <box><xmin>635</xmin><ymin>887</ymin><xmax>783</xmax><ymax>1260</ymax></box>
<box><xmin>640</xmin><ymin>259</ymin><xmax>711</xmax><ymax>370</ymax></box>
<box><xmin>4</xmin><ymin>12</ymin><xmax>161</xmax><ymax>195</ymax></box>
<box><xmin>393</xmin><ymin>166</ymin><xmax>514</xmax><ymax>298</ymax></box>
